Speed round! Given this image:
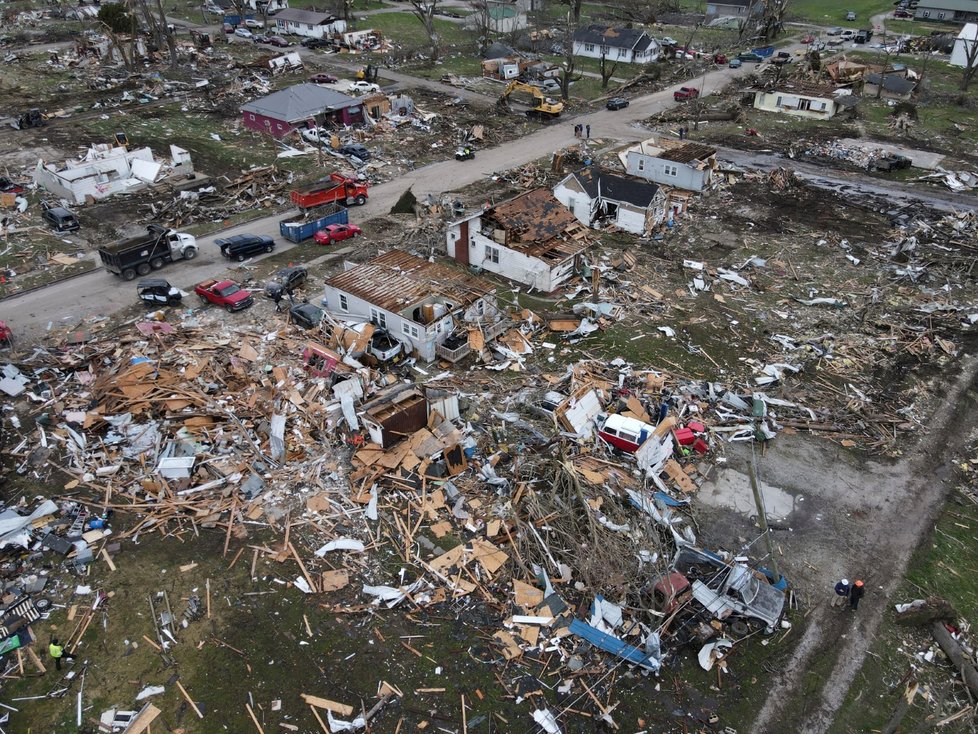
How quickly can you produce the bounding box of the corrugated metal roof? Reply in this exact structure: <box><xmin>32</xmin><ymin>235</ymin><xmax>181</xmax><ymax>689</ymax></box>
<box><xmin>241</xmin><ymin>83</ymin><xmax>358</xmax><ymax>122</ymax></box>
<box><xmin>326</xmin><ymin>250</ymin><xmax>494</xmax><ymax>313</ymax></box>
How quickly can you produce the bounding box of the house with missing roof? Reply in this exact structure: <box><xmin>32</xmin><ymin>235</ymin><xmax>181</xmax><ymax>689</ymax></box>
<box><xmin>241</xmin><ymin>83</ymin><xmax>363</xmax><ymax>137</ymax></box>
<box><xmin>863</xmin><ymin>72</ymin><xmax>917</xmax><ymax>100</ymax></box>
<box><xmin>553</xmin><ymin>167</ymin><xmax>668</xmax><ymax>236</ymax></box>
<box><xmin>753</xmin><ymin>82</ymin><xmax>840</xmax><ymax>120</ymax></box>
<box><xmin>572</xmin><ymin>24</ymin><xmax>661</xmax><ymax>63</ymax></box>
<box><xmin>445</xmin><ymin>188</ymin><xmax>591</xmax><ymax>293</ymax></box>
<box><xmin>620</xmin><ymin>138</ymin><xmax>719</xmax><ymax>193</ymax></box>
<box><xmin>321</xmin><ymin>250</ymin><xmax>502</xmax><ymax>363</ymax></box>
<box><xmin>706</xmin><ymin>0</ymin><xmax>764</xmax><ymax>21</ymax></box>
<box><xmin>273</xmin><ymin>9</ymin><xmax>346</xmax><ymax>39</ymax></box>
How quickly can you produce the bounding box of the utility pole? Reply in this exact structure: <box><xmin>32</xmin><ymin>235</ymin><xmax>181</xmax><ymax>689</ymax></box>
<box><xmin>748</xmin><ymin>460</ymin><xmax>780</xmax><ymax>583</ymax></box>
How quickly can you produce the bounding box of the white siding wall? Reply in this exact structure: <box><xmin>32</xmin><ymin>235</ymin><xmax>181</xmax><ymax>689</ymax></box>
<box><xmin>552</xmin><ymin>180</ymin><xmax>594</xmax><ymax>227</ymax></box>
<box><xmin>752</xmin><ymin>91</ymin><xmax>837</xmax><ymax>119</ymax></box>
<box><xmin>470</xmin><ymin>231</ymin><xmax>556</xmax><ymax>291</ymax></box>
<box><xmin>626</xmin><ymin>151</ymin><xmax>708</xmax><ymax>192</ymax></box>
<box><xmin>615</xmin><ymin>203</ymin><xmax>648</xmax><ymax>235</ymax></box>
<box><xmin>320</xmin><ymin>287</ymin><xmax>439</xmax><ymax>361</ymax></box>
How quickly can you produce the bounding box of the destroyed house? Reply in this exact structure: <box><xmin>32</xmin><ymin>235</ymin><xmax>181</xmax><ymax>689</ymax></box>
<box><xmin>273</xmin><ymin>9</ymin><xmax>346</xmax><ymax>39</ymax></box>
<box><xmin>622</xmin><ymin>138</ymin><xmax>718</xmax><ymax>193</ymax></box>
<box><xmin>863</xmin><ymin>72</ymin><xmax>917</xmax><ymax>100</ymax></box>
<box><xmin>752</xmin><ymin>82</ymin><xmax>839</xmax><ymax>119</ymax></box>
<box><xmin>572</xmin><ymin>24</ymin><xmax>660</xmax><ymax>63</ymax></box>
<box><xmin>321</xmin><ymin>250</ymin><xmax>500</xmax><ymax>363</ymax></box>
<box><xmin>241</xmin><ymin>83</ymin><xmax>362</xmax><ymax>138</ymax></box>
<box><xmin>553</xmin><ymin>166</ymin><xmax>667</xmax><ymax>236</ymax></box>
<box><xmin>362</xmin><ymin>385</ymin><xmax>429</xmax><ymax>448</ymax></box>
<box><xmin>446</xmin><ymin>188</ymin><xmax>590</xmax><ymax>293</ymax></box>
<box><xmin>34</xmin><ymin>144</ymin><xmax>193</xmax><ymax>204</ymax></box>
<box><xmin>706</xmin><ymin>0</ymin><xmax>764</xmax><ymax>20</ymax></box>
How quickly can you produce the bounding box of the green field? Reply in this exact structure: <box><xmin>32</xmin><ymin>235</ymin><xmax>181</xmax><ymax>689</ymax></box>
<box><xmin>356</xmin><ymin>11</ymin><xmax>471</xmax><ymax>49</ymax></box>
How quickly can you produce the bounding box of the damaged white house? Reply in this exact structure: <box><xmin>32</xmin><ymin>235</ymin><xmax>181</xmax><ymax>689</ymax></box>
<box><xmin>321</xmin><ymin>250</ymin><xmax>502</xmax><ymax>363</ymax></box>
<box><xmin>553</xmin><ymin>166</ymin><xmax>668</xmax><ymax>236</ymax></box>
<box><xmin>34</xmin><ymin>144</ymin><xmax>193</xmax><ymax>205</ymax></box>
<box><xmin>445</xmin><ymin>188</ymin><xmax>590</xmax><ymax>293</ymax></box>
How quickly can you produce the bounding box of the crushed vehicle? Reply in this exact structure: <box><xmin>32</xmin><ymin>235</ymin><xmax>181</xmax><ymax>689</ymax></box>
<box><xmin>99</xmin><ymin>225</ymin><xmax>198</xmax><ymax>280</ymax></box>
<box><xmin>265</xmin><ymin>266</ymin><xmax>308</xmax><ymax>299</ymax></box>
<box><xmin>369</xmin><ymin>328</ymin><xmax>403</xmax><ymax>362</ymax></box>
<box><xmin>691</xmin><ymin>563</ymin><xmax>786</xmax><ymax>631</ymax></box>
<box><xmin>339</xmin><ymin>143</ymin><xmax>371</xmax><ymax>161</ymax></box>
<box><xmin>289</xmin><ymin>302</ymin><xmax>325</xmax><ymax>330</ymax></box>
<box><xmin>136</xmin><ymin>279</ymin><xmax>182</xmax><ymax>306</ymax></box>
<box><xmin>280</xmin><ymin>203</ymin><xmax>349</xmax><ymax>243</ymax></box>
<box><xmin>596</xmin><ymin>413</ymin><xmax>656</xmax><ymax>453</ymax></box>
<box><xmin>194</xmin><ymin>279</ymin><xmax>254</xmax><ymax>312</ymax></box>
<box><xmin>874</xmin><ymin>153</ymin><xmax>913</xmax><ymax>172</ymax></box>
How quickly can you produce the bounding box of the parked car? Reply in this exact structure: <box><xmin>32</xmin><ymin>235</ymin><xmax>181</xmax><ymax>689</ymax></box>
<box><xmin>840</xmin><ymin>29</ymin><xmax>856</xmax><ymax>38</ymax></box>
<box><xmin>712</xmin><ymin>52</ymin><xmax>728</xmax><ymax>64</ymax></box>
<box><xmin>801</xmin><ymin>33</ymin><xmax>815</xmax><ymax>43</ymax></box>
<box><xmin>605</xmin><ymin>97</ymin><xmax>629</xmax><ymax>110</ymax></box>
<box><xmin>309</xmin><ymin>73</ymin><xmax>338</xmax><ymax>84</ymax></box>
<box><xmin>268</xmin><ymin>35</ymin><xmax>290</xmax><ymax>47</ymax></box>
<box><xmin>41</xmin><ymin>203</ymin><xmax>80</xmax><ymax>232</ymax></box>
<box><xmin>532</xmin><ymin>78</ymin><xmax>561</xmax><ymax>93</ymax></box>
<box><xmin>314</xmin><ymin>223</ymin><xmax>362</xmax><ymax>245</ymax></box>
<box><xmin>673</xmin><ymin>86</ymin><xmax>699</xmax><ymax>101</ymax></box>
<box><xmin>215</xmin><ymin>233</ymin><xmax>275</xmax><ymax>261</ymax></box>
<box><xmin>728</xmin><ymin>57</ymin><xmax>743</xmax><ymax>68</ymax></box>
<box><xmin>772</xmin><ymin>51</ymin><xmax>794</xmax><ymax>65</ymax></box>
<box><xmin>137</xmin><ymin>279</ymin><xmax>182</xmax><ymax>307</ymax></box>
<box><xmin>846</xmin><ymin>10</ymin><xmax>856</xmax><ymax>20</ymax></box>
<box><xmin>826</xmin><ymin>26</ymin><xmax>843</xmax><ymax>35</ymax></box>
<box><xmin>874</xmin><ymin>153</ymin><xmax>912</xmax><ymax>172</ymax></box>
<box><xmin>234</xmin><ymin>27</ymin><xmax>253</xmax><ymax>38</ymax></box>
<box><xmin>265</xmin><ymin>265</ymin><xmax>308</xmax><ymax>299</ymax></box>
<box><xmin>0</xmin><ymin>177</ymin><xmax>24</xmax><ymax>194</ymax></box>
<box><xmin>194</xmin><ymin>279</ymin><xmax>253</xmax><ymax>312</ymax></box>
<box><xmin>302</xmin><ymin>37</ymin><xmax>331</xmax><ymax>48</ymax></box>
<box><xmin>244</xmin><ymin>18</ymin><xmax>263</xmax><ymax>28</ymax></box>
<box><xmin>661</xmin><ymin>36</ymin><xmax>677</xmax><ymax>46</ymax></box>
<box><xmin>737</xmin><ymin>51</ymin><xmax>764</xmax><ymax>62</ymax></box>
<box><xmin>894</xmin><ymin>9</ymin><xmax>912</xmax><ymax>17</ymax></box>
<box><xmin>811</xmin><ymin>41</ymin><xmax>827</xmax><ymax>51</ymax></box>
<box><xmin>301</xmin><ymin>127</ymin><xmax>329</xmax><ymax>144</ymax></box>
<box><xmin>289</xmin><ymin>302</ymin><xmax>325</xmax><ymax>330</ymax></box>
<box><xmin>348</xmin><ymin>80</ymin><xmax>380</xmax><ymax>94</ymax></box>
<box><xmin>338</xmin><ymin>143</ymin><xmax>371</xmax><ymax>161</ymax></box>
<box><xmin>222</xmin><ymin>22</ymin><xmax>234</xmax><ymax>33</ymax></box>
<box><xmin>253</xmin><ymin>34</ymin><xmax>270</xmax><ymax>43</ymax></box>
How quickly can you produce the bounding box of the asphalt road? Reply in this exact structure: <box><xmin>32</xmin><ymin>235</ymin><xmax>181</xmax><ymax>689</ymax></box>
<box><xmin>3</xmin><ymin>42</ymin><xmax>969</xmax><ymax>340</ymax></box>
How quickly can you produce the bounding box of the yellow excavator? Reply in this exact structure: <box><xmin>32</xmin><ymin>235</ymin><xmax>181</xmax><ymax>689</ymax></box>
<box><xmin>498</xmin><ymin>80</ymin><xmax>564</xmax><ymax>120</ymax></box>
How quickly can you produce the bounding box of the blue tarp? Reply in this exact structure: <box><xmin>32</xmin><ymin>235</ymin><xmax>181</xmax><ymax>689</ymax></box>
<box><xmin>568</xmin><ymin>619</ymin><xmax>661</xmax><ymax>672</ymax></box>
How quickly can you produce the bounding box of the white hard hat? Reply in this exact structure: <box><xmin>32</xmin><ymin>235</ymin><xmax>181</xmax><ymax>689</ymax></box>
<box><xmin>841</xmin><ymin>578</ymin><xmax>849</xmax><ymax>586</ymax></box>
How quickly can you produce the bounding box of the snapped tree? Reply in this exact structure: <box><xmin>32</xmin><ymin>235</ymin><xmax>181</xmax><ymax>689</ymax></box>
<box><xmin>959</xmin><ymin>31</ymin><xmax>978</xmax><ymax>91</ymax></box>
<box><xmin>409</xmin><ymin>0</ymin><xmax>441</xmax><ymax>64</ymax></box>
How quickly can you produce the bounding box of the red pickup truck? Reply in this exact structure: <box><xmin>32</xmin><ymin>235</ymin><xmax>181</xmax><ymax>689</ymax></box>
<box><xmin>195</xmin><ymin>279</ymin><xmax>254</xmax><ymax>312</ymax></box>
<box><xmin>291</xmin><ymin>173</ymin><xmax>369</xmax><ymax>209</ymax></box>
<box><xmin>673</xmin><ymin>86</ymin><xmax>700</xmax><ymax>101</ymax></box>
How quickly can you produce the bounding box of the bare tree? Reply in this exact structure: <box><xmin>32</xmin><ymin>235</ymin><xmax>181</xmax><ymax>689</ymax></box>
<box><xmin>598</xmin><ymin>48</ymin><xmax>619</xmax><ymax>88</ymax></box>
<box><xmin>472</xmin><ymin>0</ymin><xmax>493</xmax><ymax>56</ymax></box>
<box><xmin>606</xmin><ymin>0</ymin><xmax>679</xmax><ymax>24</ymax></box>
<box><xmin>758</xmin><ymin>0</ymin><xmax>788</xmax><ymax>41</ymax></box>
<box><xmin>959</xmin><ymin>30</ymin><xmax>978</xmax><ymax>91</ymax></box>
<box><xmin>408</xmin><ymin>0</ymin><xmax>440</xmax><ymax>64</ymax></box>
<box><xmin>874</xmin><ymin>24</ymin><xmax>897</xmax><ymax>100</ymax></box>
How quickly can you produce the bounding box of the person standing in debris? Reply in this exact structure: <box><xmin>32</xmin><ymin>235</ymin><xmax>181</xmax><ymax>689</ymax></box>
<box><xmin>850</xmin><ymin>579</ymin><xmax>865</xmax><ymax>610</ymax></box>
<box><xmin>833</xmin><ymin>578</ymin><xmax>850</xmax><ymax>608</ymax></box>
<box><xmin>574</xmin><ymin>124</ymin><xmax>581</xmax><ymax>138</ymax></box>
<box><xmin>49</xmin><ymin>637</ymin><xmax>75</xmax><ymax>670</ymax></box>
<box><xmin>586</xmin><ymin>124</ymin><xmax>591</xmax><ymax>139</ymax></box>
<box><xmin>679</xmin><ymin>126</ymin><xmax>686</xmax><ymax>140</ymax></box>
<box><xmin>272</xmin><ymin>290</ymin><xmax>285</xmax><ymax>312</ymax></box>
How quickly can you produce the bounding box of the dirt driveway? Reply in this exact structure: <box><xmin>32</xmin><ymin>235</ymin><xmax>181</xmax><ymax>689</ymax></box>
<box><xmin>694</xmin><ymin>353</ymin><xmax>978</xmax><ymax>732</ymax></box>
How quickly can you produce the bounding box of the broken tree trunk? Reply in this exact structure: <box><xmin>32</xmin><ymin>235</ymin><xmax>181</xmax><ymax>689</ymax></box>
<box><xmin>895</xmin><ymin>597</ymin><xmax>956</xmax><ymax>627</ymax></box>
<box><xmin>931</xmin><ymin>621</ymin><xmax>978</xmax><ymax>699</ymax></box>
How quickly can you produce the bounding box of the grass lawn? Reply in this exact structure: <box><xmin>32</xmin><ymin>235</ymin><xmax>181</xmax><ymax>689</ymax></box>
<box><xmin>405</xmin><ymin>53</ymin><xmax>486</xmax><ymax>78</ymax></box>
<box><xmin>882</xmin><ymin>18</ymin><xmax>961</xmax><ymax>35</ymax></box>
<box><xmin>786</xmin><ymin>0</ymin><xmax>892</xmax><ymax>24</ymax></box>
<box><xmin>356</xmin><ymin>11</ymin><xmax>471</xmax><ymax>48</ymax></box>
<box><xmin>830</xmin><ymin>487</ymin><xmax>978</xmax><ymax>733</ymax></box>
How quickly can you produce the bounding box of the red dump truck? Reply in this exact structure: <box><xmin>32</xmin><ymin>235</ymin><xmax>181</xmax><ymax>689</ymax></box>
<box><xmin>290</xmin><ymin>173</ymin><xmax>368</xmax><ymax>209</ymax></box>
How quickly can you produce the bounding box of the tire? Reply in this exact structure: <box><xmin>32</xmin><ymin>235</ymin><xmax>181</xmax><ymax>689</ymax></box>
<box><xmin>354</xmin><ymin>195</ymin><xmax>366</xmax><ymax>206</ymax></box>
<box><xmin>150</xmin><ymin>257</ymin><xmax>164</xmax><ymax>270</ymax></box>
<box><xmin>226</xmin><ymin>305</ymin><xmax>234</xmax><ymax>313</ymax></box>
<box><xmin>236</xmin><ymin>253</ymin><xmax>246</xmax><ymax>262</ymax></box>
<box><xmin>137</xmin><ymin>263</ymin><xmax>151</xmax><ymax>276</ymax></box>
<box><xmin>122</xmin><ymin>268</ymin><xmax>137</xmax><ymax>281</ymax></box>
<box><xmin>199</xmin><ymin>295</ymin><xmax>210</xmax><ymax>305</ymax></box>
<box><xmin>730</xmin><ymin>620</ymin><xmax>750</xmax><ymax>637</ymax></box>
<box><xmin>264</xmin><ymin>245</ymin><xmax>273</xmax><ymax>253</ymax></box>
<box><xmin>183</xmin><ymin>247</ymin><xmax>198</xmax><ymax>260</ymax></box>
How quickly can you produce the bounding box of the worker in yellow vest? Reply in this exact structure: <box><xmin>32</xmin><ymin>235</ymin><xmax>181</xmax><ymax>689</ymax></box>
<box><xmin>48</xmin><ymin>637</ymin><xmax>75</xmax><ymax>671</ymax></box>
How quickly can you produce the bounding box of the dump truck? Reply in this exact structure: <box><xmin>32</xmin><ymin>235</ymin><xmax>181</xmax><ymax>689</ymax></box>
<box><xmin>290</xmin><ymin>173</ymin><xmax>369</xmax><ymax>210</ymax></box>
<box><xmin>497</xmin><ymin>80</ymin><xmax>563</xmax><ymax>119</ymax></box>
<box><xmin>99</xmin><ymin>225</ymin><xmax>198</xmax><ymax>280</ymax></box>
<box><xmin>279</xmin><ymin>202</ymin><xmax>349</xmax><ymax>243</ymax></box>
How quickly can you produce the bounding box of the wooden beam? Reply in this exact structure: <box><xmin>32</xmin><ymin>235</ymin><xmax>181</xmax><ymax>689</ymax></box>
<box><xmin>301</xmin><ymin>694</ymin><xmax>353</xmax><ymax>716</ymax></box>
<box><xmin>246</xmin><ymin>702</ymin><xmax>265</xmax><ymax>734</ymax></box>
<box><xmin>175</xmin><ymin>680</ymin><xmax>204</xmax><ymax>719</ymax></box>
